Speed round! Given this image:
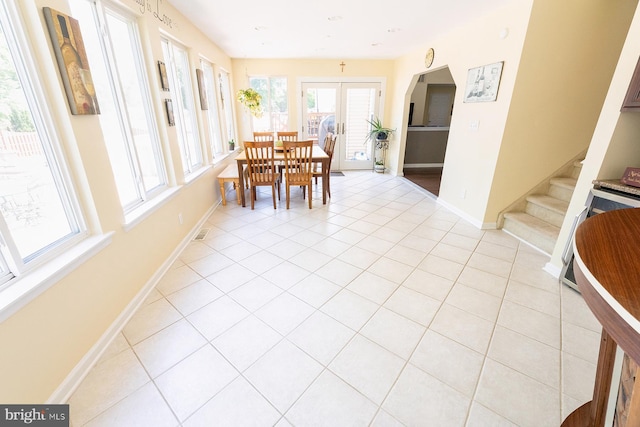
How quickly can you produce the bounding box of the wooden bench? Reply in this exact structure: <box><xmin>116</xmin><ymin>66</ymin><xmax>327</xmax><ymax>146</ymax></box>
<box><xmin>217</xmin><ymin>164</ymin><xmax>243</xmax><ymax>205</ymax></box>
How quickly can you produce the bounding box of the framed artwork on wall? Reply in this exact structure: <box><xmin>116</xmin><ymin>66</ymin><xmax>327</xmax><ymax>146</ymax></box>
<box><xmin>158</xmin><ymin>61</ymin><xmax>170</xmax><ymax>91</ymax></box>
<box><xmin>43</xmin><ymin>7</ymin><xmax>100</xmax><ymax>115</ymax></box>
<box><xmin>196</xmin><ymin>68</ymin><xmax>208</xmax><ymax>110</ymax></box>
<box><xmin>464</xmin><ymin>61</ymin><xmax>504</xmax><ymax>103</ymax></box>
<box><xmin>165</xmin><ymin>99</ymin><xmax>175</xmax><ymax>126</ymax></box>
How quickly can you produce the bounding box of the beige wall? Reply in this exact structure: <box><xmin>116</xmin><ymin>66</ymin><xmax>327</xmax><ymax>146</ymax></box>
<box><xmin>0</xmin><ymin>0</ymin><xmax>234</xmax><ymax>402</ymax></box>
<box><xmin>231</xmin><ymin>58</ymin><xmax>395</xmax><ymax>143</ymax></box>
<box><xmin>550</xmin><ymin>3</ymin><xmax>640</xmax><ymax>270</ymax></box>
<box><xmin>389</xmin><ymin>2</ymin><xmax>533</xmax><ymax>225</ymax></box>
<box><xmin>485</xmin><ymin>0</ymin><xmax>638</xmax><ymax>224</ymax></box>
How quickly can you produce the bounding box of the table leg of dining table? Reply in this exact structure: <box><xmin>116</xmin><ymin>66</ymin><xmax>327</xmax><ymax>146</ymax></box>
<box><xmin>236</xmin><ymin>160</ymin><xmax>246</xmax><ymax>207</ymax></box>
<box><xmin>322</xmin><ymin>159</ymin><xmax>328</xmax><ymax>204</ymax></box>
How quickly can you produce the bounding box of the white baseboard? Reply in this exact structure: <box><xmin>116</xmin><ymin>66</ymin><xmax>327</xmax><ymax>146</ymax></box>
<box><xmin>404</xmin><ymin>163</ymin><xmax>444</xmax><ymax>168</ymax></box>
<box><xmin>48</xmin><ymin>204</ymin><xmax>217</xmax><ymax>403</ymax></box>
<box><xmin>435</xmin><ymin>198</ymin><xmax>487</xmax><ymax>229</ymax></box>
<box><xmin>543</xmin><ymin>261</ymin><xmax>561</xmax><ymax>279</ymax></box>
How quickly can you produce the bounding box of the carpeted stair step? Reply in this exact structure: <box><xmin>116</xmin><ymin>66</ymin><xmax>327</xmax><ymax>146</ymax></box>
<box><xmin>502</xmin><ymin>212</ymin><xmax>560</xmax><ymax>254</ymax></box>
<box><xmin>525</xmin><ymin>195</ymin><xmax>569</xmax><ymax>227</ymax></box>
<box><xmin>571</xmin><ymin>160</ymin><xmax>584</xmax><ymax>179</ymax></box>
<box><xmin>548</xmin><ymin>177</ymin><xmax>577</xmax><ymax>202</ymax></box>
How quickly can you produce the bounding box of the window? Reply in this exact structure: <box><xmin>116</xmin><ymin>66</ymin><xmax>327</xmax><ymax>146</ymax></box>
<box><xmin>218</xmin><ymin>70</ymin><xmax>236</xmax><ymax>145</ymax></box>
<box><xmin>72</xmin><ymin>1</ymin><xmax>167</xmax><ymax>213</ymax></box>
<box><xmin>200</xmin><ymin>60</ymin><xmax>224</xmax><ymax>160</ymax></box>
<box><xmin>249</xmin><ymin>76</ymin><xmax>288</xmax><ymax>132</ymax></box>
<box><xmin>161</xmin><ymin>38</ymin><xmax>202</xmax><ymax>176</ymax></box>
<box><xmin>0</xmin><ymin>0</ymin><xmax>86</xmax><ymax>284</ymax></box>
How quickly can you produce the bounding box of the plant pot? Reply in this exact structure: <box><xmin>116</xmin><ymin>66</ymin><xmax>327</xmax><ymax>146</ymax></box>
<box><xmin>229</xmin><ymin>143</ymin><xmax>235</xmax><ymax>151</ymax></box>
<box><xmin>374</xmin><ymin>164</ymin><xmax>385</xmax><ymax>173</ymax></box>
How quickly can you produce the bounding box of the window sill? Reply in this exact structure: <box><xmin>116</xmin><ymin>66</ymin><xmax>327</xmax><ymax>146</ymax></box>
<box><xmin>123</xmin><ymin>186</ymin><xmax>181</xmax><ymax>232</ymax></box>
<box><xmin>184</xmin><ymin>164</ymin><xmax>212</xmax><ymax>185</ymax></box>
<box><xmin>0</xmin><ymin>232</ymin><xmax>114</xmax><ymax>323</ymax></box>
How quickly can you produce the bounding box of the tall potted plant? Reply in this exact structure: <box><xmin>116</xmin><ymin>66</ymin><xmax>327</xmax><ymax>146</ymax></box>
<box><xmin>366</xmin><ymin>117</ymin><xmax>395</xmax><ymax>143</ymax></box>
<box><xmin>366</xmin><ymin>117</ymin><xmax>395</xmax><ymax>172</ymax></box>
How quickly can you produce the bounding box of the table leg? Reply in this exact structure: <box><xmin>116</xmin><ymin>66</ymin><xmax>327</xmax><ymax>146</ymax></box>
<box><xmin>561</xmin><ymin>328</ymin><xmax>617</xmax><ymax>427</ymax></box>
<box><xmin>237</xmin><ymin>160</ymin><xmax>246</xmax><ymax>207</ymax></box>
<box><xmin>219</xmin><ymin>179</ymin><xmax>227</xmax><ymax>206</ymax></box>
<box><xmin>322</xmin><ymin>158</ymin><xmax>328</xmax><ymax>204</ymax></box>
<box><xmin>590</xmin><ymin>328</ymin><xmax>617</xmax><ymax>426</ymax></box>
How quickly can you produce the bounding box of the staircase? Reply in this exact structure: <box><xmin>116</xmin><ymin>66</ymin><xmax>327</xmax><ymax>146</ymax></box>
<box><xmin>500</xmin><ymin>159</ymin><xmax>583</xmax><ymax>255</ymax></box>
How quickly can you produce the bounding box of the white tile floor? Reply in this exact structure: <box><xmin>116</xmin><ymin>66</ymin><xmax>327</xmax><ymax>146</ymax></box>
<box><xmin>68</xmin><ymin>171</ymin><xmax>602</xmax><ymax>426</ymax></box>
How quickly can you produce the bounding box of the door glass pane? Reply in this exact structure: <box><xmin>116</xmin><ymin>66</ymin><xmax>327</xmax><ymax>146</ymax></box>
<box><xmin>344</xmin><ymin>87</ymin><xmax>376</xmax><ymax>162</ymax></box>
<box><xmin>305</xmin><ymin>87</ymin><xmax>335</xmax><ymax>146</ymax></box>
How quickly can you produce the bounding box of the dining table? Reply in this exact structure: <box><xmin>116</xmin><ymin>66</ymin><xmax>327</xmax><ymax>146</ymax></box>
<box><xmin>235</xmin><ymin>145</ymin><xmax>330</xmax><ymax>207</ymax></box>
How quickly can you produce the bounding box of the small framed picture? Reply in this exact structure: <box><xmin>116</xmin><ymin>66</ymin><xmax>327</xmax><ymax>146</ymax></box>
<box><xmin>196</xmin><ymin>68</ymin><xmax>208</xmax><ymax>110</ymax></box>
<box><xmin>464</xmin><ymin>61</ymin><xmax>504</xmax><ymax>103</ymax></box>
<box><xmin>165</xmin><ymin>99</ymin><xmax>175</xmax><ymax>126</ymax></box>
<box><xmin>158</xmin><ymin>60</ymin><xmax>170</xmax><ymax>91</ymax></box>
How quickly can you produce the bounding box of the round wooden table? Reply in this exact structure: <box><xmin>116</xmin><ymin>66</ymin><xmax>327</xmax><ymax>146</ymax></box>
<box><xmin>562</xmin><ymin>207</ymin><xmax>640</xmax><ymax>426</ymax></box>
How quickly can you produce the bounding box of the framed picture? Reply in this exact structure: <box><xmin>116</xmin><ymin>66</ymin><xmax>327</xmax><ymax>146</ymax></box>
<box><xmin>43</xmin><ymin>7</ymin><xmax>99</xmax><ymax>115</ymax></box>
<box><xmin>158</xmin><ymin>60</ymin><xmax>170</xmax><ymax>91</ymax></box>
<box><xmin>464</xmin><ymin>61</ymin><xmax>504</xmax><ymax>103</ymax></box>
<box><xmin>165</xmin><ymin>99</ymin><xmax>175</xmax><ymax>126</ymax></box>
<box><xmin>195</xmin><ymin>68</ymin><xmax>208</xmax><ymax>110</ymax></box>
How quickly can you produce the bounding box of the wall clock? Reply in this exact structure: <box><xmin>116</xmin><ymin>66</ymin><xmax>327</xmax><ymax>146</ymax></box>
<box><xmin>425</xmin><ymin>48</ymin><xmax>435</xmax><ymax>68</ymax></box>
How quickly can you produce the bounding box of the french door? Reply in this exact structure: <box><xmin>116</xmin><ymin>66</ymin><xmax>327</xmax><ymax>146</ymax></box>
<box><xmin>302</xmin><ymin>82</ymin><xmax>381</xmax><ymax>170</ymax></box>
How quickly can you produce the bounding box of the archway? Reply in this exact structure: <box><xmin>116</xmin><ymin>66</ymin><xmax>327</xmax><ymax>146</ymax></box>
<box><xmin>403</xmin><ymin>67</ymin><xmax>455</xmax><ymax>197</ymax></box>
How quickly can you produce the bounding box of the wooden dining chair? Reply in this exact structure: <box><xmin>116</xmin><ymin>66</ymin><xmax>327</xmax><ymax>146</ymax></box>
<box><xmin>253</xmin><ymin>132</ymin><xmax>274</xmax><ymax>142</ymax></box>
<box><xmin>282</xmin><ymin>140</ymin><xmax>314</xmax><ymax>209</ymax></box>
<box><xmin>244</xmin><ymin>140</ymin><xmax>280</xmax><ymax>209</ymax></box>
<box><xmin>274</xmin><ymin>132</ymin><xmax>297</xmax><ymax>178</ymax></box>
<box><xmin>313</xmin><ymin>133</ymin><xmax>337</xmax><ymax>198</ymax></box>
<box><xmin>276</xmin><ymin>131</ymin><xmax>298</xmax><ymax>142</ymax></box>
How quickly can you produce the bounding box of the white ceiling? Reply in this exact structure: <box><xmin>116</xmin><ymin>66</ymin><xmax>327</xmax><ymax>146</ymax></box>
<box><xmin>168</xmin><ymin>0</ymin><xmax>511</xmax><ymax>59</ymax></box>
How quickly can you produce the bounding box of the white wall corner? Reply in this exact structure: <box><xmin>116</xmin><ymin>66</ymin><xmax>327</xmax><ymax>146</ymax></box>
<box><xmin>436</xmin><ymin>198</ymin><xmax>484</xmax><ymax>229</ymax></box>
<box><xmin>543</xmin><ymin>261</ymin><xmax>561</xmax><ymax>279</ymax></box>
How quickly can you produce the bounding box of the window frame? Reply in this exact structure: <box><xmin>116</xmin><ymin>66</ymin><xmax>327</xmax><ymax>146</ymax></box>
<box><xmin>82</xmin><ymin>0</ymin><xmax>168</xmax><ymax>213</ymax></box>
<box><xmin>218</xmin><ymin>69</ymin><xmax>236</xmax><ymax>148</ymax></box>
<box><xmin>0</xmin><ymin>0</ymin><xmax>88</xmax><ymax>286</ymax></box>
<box><xmin>161</xmin><ymin>37</ymin><xmax>204</xmax><ymax>178</ymax></box>
<box><xmin>249</xmin><ymin>75</ymin><xmax>288</xmax><ymax>132</ymax></box>
<box><xmin>200</xmin><ymin>59</ymin><xmax>226</xmax><ymax>161</ymax></box>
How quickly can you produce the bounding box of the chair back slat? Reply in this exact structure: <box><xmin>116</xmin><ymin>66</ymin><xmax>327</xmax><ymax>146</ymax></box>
<box><xmin>277</xmin><ymin>131</ymin><xmax>298</xmax><ymax>142</ymax></box>
<box><xmin>324</xmin><ymin>133</ymin><xmax>337</xmax><ymax>161</ymax></box>
<box><xmin>245</xmin><ymin>140</ymin><xmax>277</xmax><ymax>184</ymax></box>
<box><xmin>283</xmin><ymin>140</ymin><xmax>313</xmax><ymax>185</ymax></box>
<box><xmin>253</xmin><ymin>132</ymin><xmax>274</xmax><ymax>142</ymax></box>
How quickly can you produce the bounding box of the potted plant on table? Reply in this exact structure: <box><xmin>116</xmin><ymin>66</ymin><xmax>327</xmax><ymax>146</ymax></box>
<box><xmin>366</xmin><ymin>117</ymin><xmax>395</xmax><ymax>173</ymax></box>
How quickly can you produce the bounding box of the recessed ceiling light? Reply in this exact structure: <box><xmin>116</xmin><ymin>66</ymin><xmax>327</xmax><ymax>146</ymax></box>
<box><xmin>327</xmin><ymin>16</ymin><xmax>342</xmax><ymax>21</ymax></box>
<box><xmin>371</xmin><ymin>42</ymin><xmax>381</xmax><ymax>47</ymax></box>
<box><xmin>254</xmin><ymin>26</ymin><xmax>267</xmax><ymax>31</ymax></box>
<box><xmin>387</xmin><ymin>28</ymin><xmax>401</xmax><ymax>33</ymax></box>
